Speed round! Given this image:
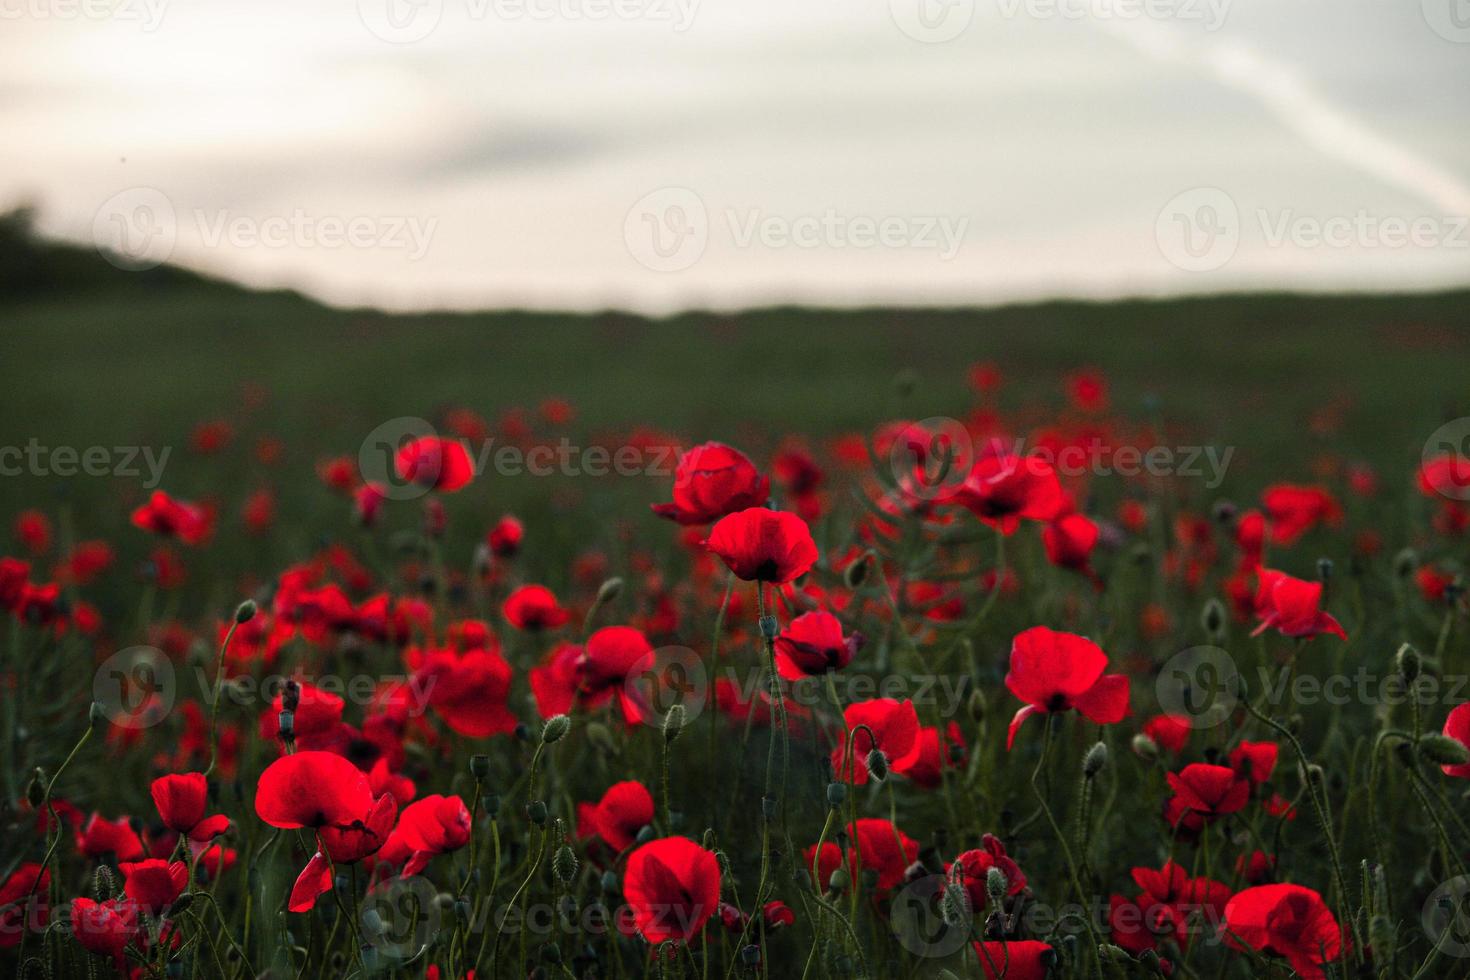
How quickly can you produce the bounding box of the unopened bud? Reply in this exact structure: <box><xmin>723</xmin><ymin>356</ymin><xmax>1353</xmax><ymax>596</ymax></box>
<box><xmin>1317</xmin><ymin>558</ymin><xmax>1334</xmax><ymax>582</ymax></box>
<box><xmin>26</xmin><ymin>769</ymin><xmax>45</xmax><ymax>808</ymax></box>
<box><xmin>277</xmin><ymin>710</ymin><xmax>295</xmax><ymax>739</ymax></box>
<box><xmin>843</xmin><ymin>554</ymin><xmax>871</xmax><ymax>589</ymax></box>
<box><xmin>526</xmin><ymin>800</ymin><xmax>547</xmax><ymax>825</ymax></box>
<box><xmin>234</xmin><ymin>599</ymin><xmax>257</xmax><ymax>624</ymax></box>
<box><xmin>1201</xmin><ymin>598</ymin><xmax>1226</xmax><ymax>640</ymax></box>
<box><xmin>828</xmin><ymin>868</ymin><xmax>850</xmax><ymax>893</ymax></box>
<box><xmin>1131</xmin><ymin>734</ymin><xmax>1159</xmax><ymax>763</ymax></box>
<box><xmin>1393</xmin><ymin>548</ymin><xmax>1419</xmax><ymax>581</ymax></box>
<box><xmin>865</xmin><ymin>749</ymin><xmax>889</xmax><ymax>783</ymax></box>
<box><xmin>1082</xmin><ymin>741</ymin><xmax>1108</xmax><ymax>778</ymax></box>
<box><xmin>1099</xmin><ymin>943</ymin><xmax>1131</xmax><ymax>964</ymax></box>
<box><xmin>596</xmin><ymin>578</ymin><xmax>623</xmax><ymax>604</ymax></box>
<box><xmin>759</xmin><ymin>616</ymin><xmax>779</xmax><ymax>641</ymax></box>
<box><xmin>1396</xmin><ymin>644</ymin><xmax>1421</xmax><ymax>683</ymax></box>
<box><xmin>940</xmin><ymin>878</ymin><xmax>971</xmax><ymax>927</ymax></box>
<box><xmin>554</xmin><ymin>846</ymin><xmax>579</xmax><ymax>885</ymax></box>
<box><xmin>663</xmin><ymin>704</ymin><xmax>687</xmax><ymax>744</ymax></box>
<box><xmin>542</xmin><ymin>714</ymin><xmax>571</xmax><ymax>745</ymax></box>
<box><xmin>967</xmin><ymin>688</ymin><xmax>986</xmax><ymax>723</ymax></box>
<box><xmin>1419</xmin><ymin>733</ymin><xmax>1470</xmax><ymax>767</ymax></box>
<box><xmin>88</xmin><ymin>701</ymin><xmax>106</xmax><ymax>730</ymax></box>
<box><xmin>470</xmin><ymin>754</ymin><xmax>491</xmax><ymax>780</ymax></box>
<box><xmin>985</xmin><ymin>867</ymin><xmax>1007</xmax><ymax>905</ymax></box>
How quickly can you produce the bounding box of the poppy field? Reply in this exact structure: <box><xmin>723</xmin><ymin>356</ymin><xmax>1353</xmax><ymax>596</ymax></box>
<box><xmin>5</xmin><ymin>272</ymin><xmax>1470</xmax><ymax>980</ymax></box>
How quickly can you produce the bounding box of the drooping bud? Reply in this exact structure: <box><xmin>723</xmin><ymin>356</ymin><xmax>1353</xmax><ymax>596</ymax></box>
<box><xmin>828</xmin><ymin>868</ymin><xmax>850</xmax><ymax>893</ymax></box>
<box><xmin>865</xmin><ymin>749</ymin><xmax>889</xmax><ymax>783</ymax></box>
<box><xmin>1393</xmin><ymin>547</ymin><xmax>1419</xmax><ymax>581</ymax></box>
<box><xmin>234</xmin><ymin>599</ymin><xmax>257</xmax><ymax>624</ymax></box>
<box><xmin>596</xmin><ymin>577</ymin><xmax>623</xmax><ymax>604</ymax></box>
<box><xmin>542</xmin><ymin>714</ymin><xmax>571</xmax><ymax>745</ymax></box>
<box><xmin>940</xmin><ymin>877</ymin><xmax>971</xmax><ymax>927</ymax></box>
<box><xmin>967</xmin><ymin>687</ymin><xmax>986</xmax><ymax>723</ymax></box>
<box><xmin>1419</xmin><ymin>733</ymin><xmax>1470</xmax><ymax>767</ymax></box>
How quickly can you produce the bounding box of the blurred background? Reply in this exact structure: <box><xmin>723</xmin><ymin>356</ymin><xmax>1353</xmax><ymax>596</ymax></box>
<box><xmin>2</xmin><ymin>0</ymin><xmax>1468</xmax><ymax>312</ymax></box>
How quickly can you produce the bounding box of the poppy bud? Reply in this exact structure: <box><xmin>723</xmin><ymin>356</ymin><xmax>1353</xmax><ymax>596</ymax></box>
<box><xmin>88</xmin><ymin>701</ymin><xmax>106</xmax><ymax>730</ymax></box>
<box><xmin>527</xmin><ymin>800</ymin><xmax>548</xmax><ymax>825</ymax></box>
<box><xmin>600</xmin><ymin>870</ymin><xmax>619</xmax><ymax>894</ymax></box>
<box><xmin>169</xmin><ymin>893</ymin><xmax>195</xmax><ymax>916</ymax></box>
<box><xmin>1138</xmin><ymin>949</ymin><xmax>1164</xmax><ymax>975</ymax></box>
<box><xmin>585</xmin><ymin>723</ymin><xmax>616</xmax><ymax>756</ymax></box>
<box><xmin>1304</xmin><ymin>763</ymin><xmax>1325</xmax><ymax>786</ymax></box>
<box><xmin>940</xmin><ymin>878</ymin><xmax>971</xmax><ymax>927</ymax></box>
<box><xmin>1393</xmin><ymin>547</ymin><xmax>1419</xmax><ymax>580</ymax></box>
<box><xmin>277</xmin><ymin>710</ymin><xmax>295</xmax><ymax>740</ymax></box>
<box><xmin>865</xmin><ymin>749</ymin><xmax>889</xmax><ymax>783</ymax></box>
<box><xmin>985</xmin><ymin>867</ymin><xmax>1007</xmax><ymax>905</ymax></box>
<box><xmin>542</xmin><ymin>714</ymin><xmax>571</xmax><ymax>745</ymax></box>
<box><xmin>636</xmin><ymin>824</ymin><xmax>656</xmax><ymax>845</ymax></box>
<box><xmin>740</xmin><ymin>944</ymin><xmax>761</xmax><ymax>967</ymax></box>
<box><xmin>470</xmin><ymin>754</ymin><xmax>491</xmax><ymax>780</ymax></box>
<box><xmin>554</xmin><ymin>845</ymin><xmax>579</xmax><ymax>885</ymax></box>
<box><xmin>759</xmin><ymin>616</ymin><xmax>779</xmax><ymax>641</ymax></box>
<box><xmin>514</xmin><ymin>723</ymin><xmax>532</xmax><ymax>742</ymax></box>
<box><xmin>843</xmin><ymin>554</ymin><xmax>871</xmax><ymax>589</ymax></box>
<box><xmin>282</xmin><ymin>680</ymin><xmax>300</xmax><ymax>712</ymax></box>
<box><xmin>1082</xmin><ymin>742</ymin><xmax>1108</xmax><ymax>778</ymax></box>
<box><xmin>1099</xmin><ymin>944</ymin><xmax>1131</xmax><ymax>965</ymax></box>
<box><xmin>1419</xmin><ymin>733</ymin><xmax>1470</xmax><ymax>766</ymax></box>
<box><xmin>94</xmin><ymin>865</ymin><xmax>116</xmax><ymax>901</ymax></box>
<box><xmin>826</xmin><ymin>782</ymin><xmax>847</xmax><ymax>808</ymax></box>
<box><xmin>1396</xmin><ymin>643</ymin><xmax>1421</xmax><ymax>683</ymax></box>
<box><xmin>25</xmin><ymin>768</ymin><xmax>44</xmax><ymax>808</ymax></box>
<box><xmin>663</xmin><ymin>704</ymin><xmax>687</xmax><ymax>744</ymax></box>
<box><xmin>1317</xmin><ymin>558</ymin><xmax>1333</xmax><ymax>583</ymax></box>
<box><xmin>828</xmin><ymin>868</ymin><xmax>850</xmax><ymax>892</ymax></box>
<box><xmin>456</xmin><ymin>897</ymin><xmax>471</xmax><ymax>923</ymax></box>
<box><xmin>596</xmin><ymin>578</ymin><xmax>623</xmax><ymax>604</ymax></box>
<box><xmin>1211</xmin><ymin>499</ymin><xmax>1237</xmax><ymax>524</ymax></box>
<box><xmin>1131</xmin><ymin>733</ymin><xmax>1158</xmax><ymax>762</ymax></box>
<box><xmin>234</xmin><ymin>599</ymin><xmax>257</xmax><ymax>624</ymax></box>
<box><xmin>1200</xmin><ymin>598</ymin><xmax>1226</xmax><ymax>640</ymax></box>
<box><xmin>967</xmin><ymin>687</ymin><xmax>986</xmax><ymax>723</ymax></box>
<box><xmin>1369</xmin><ymin>915</ymin><xmax>1394</xmax><ymax>958</ymax></box>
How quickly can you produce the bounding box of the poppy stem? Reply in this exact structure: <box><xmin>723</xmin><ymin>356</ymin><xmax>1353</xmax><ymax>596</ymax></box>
<box><xmin>203</xmin><ymin>616</ymin><xmax>243</xmax><ymax>780</ymax></box>
<box><xmin>707</xmin><ymin>572</ymin><xmax>735</xmax><ymax>829</ymax></box>
<box><xmin>1029</xmin><ymin>720</ymin><xmax>1105</xmax><ymax>980</ymax></box>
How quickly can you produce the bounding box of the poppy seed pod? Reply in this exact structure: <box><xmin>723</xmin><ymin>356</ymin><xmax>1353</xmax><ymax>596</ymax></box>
<box><xmin>759</xmin><ymin>615</ymin><xmax>779</xmax><ymax>641</ymax></box>
<box><xmin>826</xmin><ymin>782</ymin><xmax>847</xmax><ymax>808</ymax></box>
<box><xmin>596</xmin><ymin>577</ymin><xmax>623</xmax><ymax>603</ymax></box>
<box><xmin>542</xmin><ymin>714</ymin><xmax>571</xmax><ymax>744</ymax></box>
<box><xmin>663</xmin><ymin>704</ymin><xmax>686</xmax><ymax>744</ymax></box>
<box><xmin>1418</xmin><ymin>733</ymin><xmax>1470</xmax><ymax>766</ymax></box>
<box><xmin>1082</xmin><ymin>742</ymin><xmax>1108</xmax><ymax>778</ymax></box>
<box><xmin>827</xmin><ymin>867</ymin><xmax>850</xmax><ymax>892</ymax></box>
<box><xmin>277</xmin><ymin>710</ymin><xmax>295</xmax><ymax>739</ymax></box>
<box><xmin>740</xmin><ymin>944</ymin><xmax>761</xmax><ymax>967</ymax></box>
<box><xmin>527</xmin><ymin>800</ymin><xmax>548</xmax><ymax>825</ymax></box>
<box><xmin>469</xmin><ymin>754</ymin><xmax>491</xmax><ymax>780</ymax></box>
<box><xmin>1396</xmin><ymin>643</ymin><xmax>1421</xmax><ymax>683</ymax></box>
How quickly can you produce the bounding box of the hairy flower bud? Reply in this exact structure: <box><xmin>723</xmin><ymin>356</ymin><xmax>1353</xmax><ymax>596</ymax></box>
<box><xmin>865</xmin><ymin>749</ymin><xmax>889</xmax><ymax>783</ymax></box>
<box><xmin>596</xmin><ymin>578</ymin><xmax>624</xmax><ymax>604</ymax></box>
<box><xmin>234</xmin><ymin>599</ymin><xmax>257</xmax><ymax>624</ymax></box>
<box><xmin>1420</xmin><ymin>733</ymin><xmax>1470</xmax><ymax>767</ymax></box>
<box><xmin>1082</xmin><ymin>741</ymin><xmax>1109</xmax><ymax>778</ymax></box>
<box><xmin>1131</xmin><ymin>733</ymin><xmax>1159</xmax><ymax>763</ymax></box>
<box><xmin>554</xmin><ymin>845</ymin><xmax>579</xmax><ymax>885</ymax></box>
<box><xmin>1396</xmin><ymin>643</ymin><xmax>1421</xmax><ymax>683</ymax></box>
<box><xmin>985</xmin><ymin>866</ymin><xmax>1007</xmax><ymax>905</ymax></box>
<box><xmin>542</xmin><ymin>714</ymin><xmax>571</xmax><ymax>745</ymax></box>
<box><xmin>663</xmin><ymin>704</ymin><xmax>686</xmax><ymax>744</ymax></box>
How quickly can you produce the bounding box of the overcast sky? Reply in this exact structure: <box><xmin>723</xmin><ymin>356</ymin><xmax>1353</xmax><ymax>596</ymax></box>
<box><xmin>3</xmin><ymin>0</ymin><xmax>1468</xmax><ymax>312</ymax></box>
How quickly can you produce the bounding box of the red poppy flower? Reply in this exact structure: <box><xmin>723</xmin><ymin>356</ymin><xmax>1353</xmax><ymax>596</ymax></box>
<box><xmin>502</xmin><ymin>584</ymin><xmax>572</xmax><ymax>631</ymax></box>
<box><xmin>850</xmin><ymin>818</ymin><xmax>919</xmax><ymax>893</ymax></box>
<box><xmin>75</xmin><ymin>814</ymin><xmax>144</xmax><ymax>861</ymax></box>
<box><xmin>947</xmin><ymin>835</ymin><xmax>1026</xmax><ymax>912</ymax></box>
<box><xmin>415</xmin><ymin>647</ymin><xmax>518</xmax><ymax>738</ymax></box>
<box><xmin>1440</xmin><ymin>703</ymin><xmax>1470</xmax><ymax>778</ymax></box>
<box><xmin>487</xmin><ymin>515</ymin><xmax>524</xmax><ymax>558</ymax></box>
<box><xmin>590</xmin><ymin>781</ymin><xmax>655</xmax><ymax>851</ymax></box>
<box><xmin>0</xmin><ymin>863</ymin><xmax>48</xmax><ymax>948</ymax></box>
<box><xmin>529</xmin><ymin>642</ymin><xmax>585</xmax><ymax>717</ymax></box>
<box><xmin>0</xmin><ymin>557</ymin><xmax>27</xmax><ymax>612</ymax></box>
<box><xmin>706</xmin><ymin>508</ymin><xmax>818</xmax><ymax>583</ymax></box>
<box><xmin>1251</xmin><ymin>568</ymin><xmax>1346</xmax><ymax>640</ymax></box>
<box><xmin>831</xmin><ymin>698</ymin><xmax>921</xmax><ymax>786</ymax></box>
<box><xmin>320</xmin><ymin>793</ymin><xmax>398</xmax><ymax>864</ymax></box>
<box><xmin>70</xmin><ymin>897</ymin><xmax>140</xmax><ymax>965</ymax></box>
<box><xmin>1261</xmin><ymin>484</ymin><xmax>1342</xmax><ymax>546</ymax></box>
<box><xmin>394</xmin><ymin>436</ymin><xmax>474</xmax><ymax>492</ymax></box>
<box><xmin>254</xmin><ymin>751</ymin><xmax>374</xmax><ymax>830</ymax></box>
<box><xmin>353</xmin><ymin>482</ymin><xmax>387</xmax><ymax>526</ymax></box>
<box><xmin>623</xmin><ymin>836</ymin><xmax>721</xmax><ymax>944</ymax></box>
<box><xmin>1420</xmin><ymin>453</ymin><xmax>1470</xmax><ymax>499</ymax></box>
<box><xmin>1166</xmin><ymin>763</ymin><xmax>1249</xmax><ymax>823</ymax></box>
<box><xmin>1004</xmin><ymin>626</ymin><xmax>1130</xmax><ymax>749</ymax></box>
<box><xmin>150</xmin><ymin>772</ymin><xmax>229</xmax><ymax>842</ymax></box>
<box><xmin>289</xmin><ymin>852</ymin><xmax>334</xmax><ymax>914</ymax></box>
<box><xmin>893</xmin><ymin>721</ymin><xmax>966</xmax><ymax>789</ymax></box>
<box><xmin>119</xmin><ymin>859</ymin><xmax>188</xmax><ymax>915</ymax></box>
<box><xmin>130</xmin><ymin>491</ymin><xmax>211</xmax><ymax>545</ymax></box>
<box><xmin>380</xmin><ymin>794</ymin><xmax>471</xmax><ymax>877</ymax></box>
<box><xmin>1236</xmin><ymin>850</ymin><xmax>1276</xmax><ymax>885</ymax></box>
<box><xmin>1142</xmin><ymin>715</ymin><xmax>1191</xmax><ymax>754</ymax></box>
<box><xmin>1224</xmin><ymin>884</ymin><xmax>1341</xmax><ymax>980</ymax></box>
<box><xmin>762</xmin><ymin>900</ymin><xmax>794</xmax><ymax>929</ymax></box>
<box><xmin>1042</xmin><ymin>513</ymin><xmax>1099</xmax><ymax>579</ymax></box>
<box><xmin>1109</xmin><ymin>860</ymin><xmax>1231</xmax><ymax>955</ymax></box>
<box><xmin>972</xmin><ymin>940</ymin><xmax>1053</xmax><ymax>980</ymax></box>
<box><xmin>14</xmin><ymin>510</ymin><xmax>51</xmax><ymax>554</ymax></box>
<box><xmin>957</xmin><ymin>452</ymin><xmax>1067</xmax><ymax>535</ymax></box>
<box><xmin>1228</xmin><ymin>741</ymin><xmax>1279</xmax><ymax>786</ymax></box>
<box><xmin>652</xmin><ymin>443</ymin><xmax>769</xmax><ymax>526</ymax></box>
<box><xmin>774</xmin><ymin>611</ymin><xmax>861</xmax><ymax>679</ymax></box>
